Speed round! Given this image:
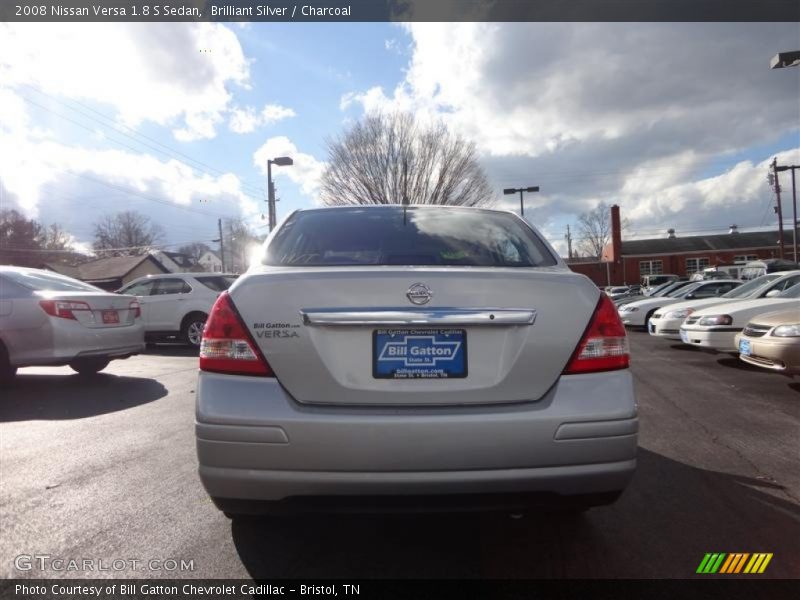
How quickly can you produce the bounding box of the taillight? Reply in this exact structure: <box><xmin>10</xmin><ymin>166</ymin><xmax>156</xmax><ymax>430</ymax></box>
<box><xmin>199</xmin><ymin>292</ymin><xmax>273</xmax><ymax>376</ymax></box>
<box><xmin>563</xmin><ymin>294</ymin><xmax>630</xmax><ymax>374</ymax></box>
<box><xmin>129</xmin><ymin>300</ymin><xmax>141</xmax><ymax>319</ymax></box>
<box><xmin>39</xmin><ymin>300</ymin><xmax>92</xmax><ymax>320</ymax></box>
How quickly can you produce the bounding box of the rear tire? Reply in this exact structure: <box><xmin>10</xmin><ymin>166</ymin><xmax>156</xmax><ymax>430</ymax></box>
<box><xmin>69</xmin><ymin>358</ymin><xmax>111</xmax><ymax>375</ymax></box>
<box><xmin>182</xmin><ymin>313</ymin><xmax>207</xmax><ymax>348</ymax></box>
<box><xmin>0</xmin><ymin>343</ymin><xmax>17</xmax><ymax>384</ymax></box>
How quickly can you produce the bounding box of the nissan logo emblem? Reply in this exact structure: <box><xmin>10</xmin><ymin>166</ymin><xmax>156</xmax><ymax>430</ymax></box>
<box><xmin>406</xmin><ymin>283</ymin><xmax>433</xmax><ymax>305</ymax></box>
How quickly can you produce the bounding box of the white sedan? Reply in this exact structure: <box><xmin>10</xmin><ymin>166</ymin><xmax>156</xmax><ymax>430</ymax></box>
<box><xmin>648</xmin><ymin>272</ymin><xmax>797</xmax><ymax>340</ymax></box>
<box><xmin>679</xmin><ymin>283</ymin><xmax>800</xmax><ymax>352</ymax></box>
<box><xmin>618</xmin><ymin>279</ymin><xmax>741</xmax><ymax>328</ymax></box>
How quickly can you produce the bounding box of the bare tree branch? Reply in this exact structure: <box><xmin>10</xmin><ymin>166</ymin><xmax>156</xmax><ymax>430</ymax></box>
<box><xmin>92</xmin><ymin>211</ymin><xmax>165</xmax><ymax>257</ymax></box>
<box><xmin>319</xmin><ymin>112</ymin><xmax>494</xmax><ymax>207</ymax></box>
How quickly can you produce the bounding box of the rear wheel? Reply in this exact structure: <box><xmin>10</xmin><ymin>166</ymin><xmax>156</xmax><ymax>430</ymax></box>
<box><xmin>0</xmin><ymin>343</ymin><xmax>17</xmax><ymax>384</ymax></box>
<box><xmin>182</xmin><ymin>313</ymin><xmax>207</xmax><ymax>348</ymax></box>
<box><xmin>69</xmin><ymin>357</ymin><xmax>111</xmax><ymax>375</ymax></box>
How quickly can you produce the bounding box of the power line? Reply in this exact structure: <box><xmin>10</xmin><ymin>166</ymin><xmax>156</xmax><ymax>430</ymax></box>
<box><xmin>19</xmin><ymin>85</ymin><xmax>268</xmax><ymax>199</ymax></box>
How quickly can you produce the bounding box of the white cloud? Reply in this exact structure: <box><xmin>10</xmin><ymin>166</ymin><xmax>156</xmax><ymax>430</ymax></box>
<box><xmin>0</xmin><ymin>97</ymin><xmax>259</xmax><ymax>229</ymax></box>
<box><xmin>343</xmin><ymin>23</ymin><xmax>800</xmax><ymax>237</ymax></box>
<box><xmin>0</xmin><ymin>22</ymin><xmax>250</xmax><ymax>141</ymax></box>
<box><xmin>253</xmin><ymin>136</ymin><xmax>326</xmax><ymax>198</ymax></box>
<box><xmin>229</xmin><ymin>104</ymin><xmax>296</xmax><ymax>134</ymax></box>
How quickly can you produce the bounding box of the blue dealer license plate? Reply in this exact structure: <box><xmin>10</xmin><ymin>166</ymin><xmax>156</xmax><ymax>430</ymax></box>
<box><xmin>739</xmin><ymin>338</ymin><xmax>751</xmax><ymax>356</ymax></box>
<box><xmin>373</xmin><ymin>329</ymin><xmax>467</xmax><ymax>379</ymax></box>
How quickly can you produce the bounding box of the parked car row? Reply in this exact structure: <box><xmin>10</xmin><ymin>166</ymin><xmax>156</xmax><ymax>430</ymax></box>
<box><xmin>0</xmin><ymin>266</ymin><xmax>238</xmax><ymax>382</ymax></box>
<box><xmin>619</xmin><ymin>270</ymin><xmax>800</xmax><ymax>375</ymax></box>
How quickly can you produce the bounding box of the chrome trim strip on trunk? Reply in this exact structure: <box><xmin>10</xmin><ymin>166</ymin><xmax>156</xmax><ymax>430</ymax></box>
<box><xmin>300</xmin><ymin>307</ymin><xmax>537</xmax><ymax>326</ymax></box>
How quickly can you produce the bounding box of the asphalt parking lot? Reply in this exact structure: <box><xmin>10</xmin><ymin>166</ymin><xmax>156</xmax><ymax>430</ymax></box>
<box><xmin>1</xmin><ymin>331</ymin><xmax>798</xmax><ymax>579</ymax></box>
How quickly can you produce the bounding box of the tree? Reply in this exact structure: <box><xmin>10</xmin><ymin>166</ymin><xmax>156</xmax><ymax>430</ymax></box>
<box><xmin>575</xmin><ymin>203</ymin><xmax>631</xmax><ymax>259</ymax></box>
<box><xmin>319</xmin><ymin>112</ymin><xmax>493</xmax><ymax>207</ymax></box>
<box><xmin>92</xmin><ymin>211</ymin><xmax>165</xmax><ymax>257</ymax></box>
<box><xmin>177</xmin><ymin>242</ymin><xmax>212</xmax><ymax>264</ymax></box>
<box><xmin>222</xmin><ymin>218</ymin><xmax>262</xmax><ymax>273</ymax></box>
<box><xmin>0</xmin><ymin>209</ymin><xmax>44</xmax><ymax>266</ymax></box>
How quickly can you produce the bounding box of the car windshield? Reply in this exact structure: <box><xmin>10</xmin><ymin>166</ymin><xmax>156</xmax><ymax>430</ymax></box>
<box><xmin>2</xmin><ymin>269</ymin><xmax>101</xmax><ymax>292</ymax></box>
<box><xmin>670</xmin><ymin>282</ymin><xmax>703</xmax><ymax>297</ymax></box>
<box><xmin>655</xmin><ymin>281</ymin><xmax>688</xmax><ymax>297</ymax></box>
<box><xmin>778</xmin><ymin>283</ymin><xmax>800</xmax><ymax>298</ymax></box>
<box><xmin>721</xmin><ymin>274</ymin><xmax>781</xmax><ymax>298</ymax></box>
<box><xmin>649</xmin><ymin>282</ymin><xmax>676</xmax><ymax>296</ymax></box>
<box><xmin>265</xmin><ymin>207</ymin><xmax>558</xmax><ymax>268</ymax></box>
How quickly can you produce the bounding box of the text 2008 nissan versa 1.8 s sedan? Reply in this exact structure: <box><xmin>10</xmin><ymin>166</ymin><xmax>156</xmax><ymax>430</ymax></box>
<box><xmin>195</xmin><ymin>206</ymin><xmax>637</xmax><ymax>516</ymax></box>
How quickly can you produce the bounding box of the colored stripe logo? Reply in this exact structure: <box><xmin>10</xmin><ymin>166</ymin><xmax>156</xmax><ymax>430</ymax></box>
<box><xmin>697</xmin><ymin>553</ymin><xmax>773</xmax><ymax>574</ymax></box>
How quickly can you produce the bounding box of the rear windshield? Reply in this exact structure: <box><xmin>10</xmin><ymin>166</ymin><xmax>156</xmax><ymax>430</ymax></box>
<box><xmin>264</xmin><ymin>207</ymin><xmax>558</xmax><ymax>268</ymax></box>
<box><xmin>3</xmin><ymin>269</ymin><xmax>101</xmax><ymax>292</ymax></box>
<box><xmin>195</xmin><ymin>276</ymin><xmax>237</xmax><ymax>291</ymax></box>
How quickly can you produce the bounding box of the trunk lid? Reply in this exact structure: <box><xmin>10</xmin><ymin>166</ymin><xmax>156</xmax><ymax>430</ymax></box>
<box><xmin>231</xmin><ymin>266</ymin><xmax>599</xmax><ymax>406</ymax></box>
<box><xmin>37</xmin><ymin>292</ymin><xmax>138</xmax><ymax>328</ymax></box>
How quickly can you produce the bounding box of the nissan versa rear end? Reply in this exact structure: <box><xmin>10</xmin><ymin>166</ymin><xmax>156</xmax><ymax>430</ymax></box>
<box><xmin>195</xmin><ymin>205</ymin><xmax>637</xmax><ymax>516</ymax></box>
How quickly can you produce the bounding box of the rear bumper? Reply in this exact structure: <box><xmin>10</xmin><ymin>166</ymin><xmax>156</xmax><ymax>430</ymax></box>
<box><xmin>196</xmin><ymin>369</ymin><xmax>637</xmax><ymax>505</ymax></box>
<box><xmin>9</xmin><ymin>321</ymin><xmax>145</xmax><ymax>367</ymax></box>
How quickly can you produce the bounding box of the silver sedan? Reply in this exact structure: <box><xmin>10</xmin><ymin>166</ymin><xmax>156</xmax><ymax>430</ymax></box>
<box><xmin>0</xmin><ymin>266</ymin><xmax>145</xmax><ymax>382</ymax></box>
<box><xmin>196</xmin><ymin>205</ymin><xmax>637</xmax><ymax>517</ymax></box>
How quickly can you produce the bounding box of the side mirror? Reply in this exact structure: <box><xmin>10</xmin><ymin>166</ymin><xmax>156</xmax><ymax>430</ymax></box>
<box><xmin>765</xmin><ymin>289</ymin><xmax>782</xmax><ymax>298</ymax></box>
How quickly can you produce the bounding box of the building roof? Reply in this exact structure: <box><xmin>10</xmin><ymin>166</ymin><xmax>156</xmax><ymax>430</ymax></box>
<box><xmin>620</xmin><ymin>228</ymin><xmax>799</xmax><ymax>257</ymax></box>
<box><xmin>161</xmin><ymin>251</ymin><xmax>195</xmax><ymax>268</ymax></box>
<box><xmin>58</xmin><ymin>254</ymin><xmax>170</xmax><ymax>282</ymax></box>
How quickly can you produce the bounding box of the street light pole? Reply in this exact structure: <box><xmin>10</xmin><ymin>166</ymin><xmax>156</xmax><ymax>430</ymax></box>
<box><xmin>503</xmin><ymin>186</ymin><xmax>540</xmax><ymax>216</ymax></box>
<box><xmin>267</xmin><ymin>156</ymin><xmax>294</xmax><ymax>232</ymax></box>
<box><xmin>776</xmin><ymin>164</ymin><xmax>800</xmax><ymax>262</ymax></box>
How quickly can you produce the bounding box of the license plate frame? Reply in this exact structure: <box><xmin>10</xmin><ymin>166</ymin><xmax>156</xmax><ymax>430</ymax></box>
<box><xmin>373</xmin><ymin>328</ymin><xmax>467</xmax><ymax>379</ymax></box>
<box><xmin>101</xmin><ymin>310</ymin><xmax>120</xmax><ymax>325</ymax></box>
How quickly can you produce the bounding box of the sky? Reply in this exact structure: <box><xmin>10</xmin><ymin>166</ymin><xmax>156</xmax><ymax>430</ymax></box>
<box><xmin>0</xmin><ymin>22</ymin><xmax>798</xmax><ymax>256</ymax></box>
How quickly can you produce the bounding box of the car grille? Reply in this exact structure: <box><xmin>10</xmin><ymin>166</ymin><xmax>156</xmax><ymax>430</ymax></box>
<box><xmin>685</xmin><ymin>316</ymin><xmax>700</xmax><ymax>326</ymax></box>
<box><xmin>662</xmin><ymin>329</ymin><xmax>680</xmax><ymax>334</ymax></box>
<box><xmin>742</xmin><ymin>323</ymin><xmax>771</xmax><ymax>338</ymax></box>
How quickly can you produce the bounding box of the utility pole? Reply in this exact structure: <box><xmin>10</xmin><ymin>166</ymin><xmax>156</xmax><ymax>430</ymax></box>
<box><xmin>565</xmin><ymin>224</ymin><xmax>573</xmax><ymax>259</ymax></box>
<box><xmin>772</xmin><ymin>158</ymin><xmax>785</xmax><ymax>259</ymax></box>
<box><xmin>217</xmin><ymin>218</ymin><xmax>225</xmax><ymax>273</ymax></box>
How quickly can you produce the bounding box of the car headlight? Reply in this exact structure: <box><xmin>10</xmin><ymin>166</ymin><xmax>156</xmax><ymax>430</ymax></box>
<box><xmin>697</xmin><ymin>314</ymin><xmax>733</xmax><ymax>327</ymax></box>
<box><xmin>772</xmin><ymin>324</ymin><xmax>800</xmax><ymax>337</ymax></box>
<box><xmin>666</xmin><ymin>308</ymin><xmax>694</xmax><ymax>319</ymax></box>
<box><xmin>619</xmin><ymin>306</ymin><xmax>639</xmax><ymax>313</ymax></box>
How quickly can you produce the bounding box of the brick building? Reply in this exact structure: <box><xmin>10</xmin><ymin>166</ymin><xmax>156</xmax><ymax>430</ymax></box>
<box><xmin>568</xmin><ymin>205</ymin><xmax>798</xmax><ymax>287</ymax></box>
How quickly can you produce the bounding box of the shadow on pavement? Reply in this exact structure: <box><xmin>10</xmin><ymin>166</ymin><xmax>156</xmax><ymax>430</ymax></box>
<box><xmin>0</xmin><ymin>373</ymin><xmax>167</xmax><ymax>422</ymax></box>
<box><xmin>230</xmin><ymin>449</ymin><xmax>800</xmax><ymax>579</ymax></box>
<box><xmin>144</xmin><ymin>344</ymin><xmax>198</xmax><ymax>357</ymax></box>
<box><xmin>788</xmin><ymin>382</ymin><xmax>800</xmax><ymax>394</ymax></box>
<box><xmin>716</xmin><ymin>356</ymin><xmax>767</xmax><ymax>373</ymax></box>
